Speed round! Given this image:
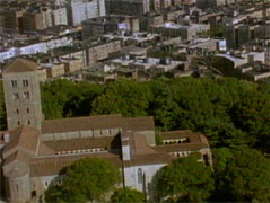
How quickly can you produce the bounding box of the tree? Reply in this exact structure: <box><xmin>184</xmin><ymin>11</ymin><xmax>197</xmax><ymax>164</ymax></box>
<box><xmin>41</xmin><ymin>79</ymin><xmax>103</xmax><ymax>119</ymax></box>
<box><xmin>210</xmin><ymin>148</ymin><xmax>234</xmax><ymax>202</ymax></box>
<box><xmin>45</xmin><ymin>158</ymin><xmax>121</xmax><ymax>203</ymax></box>
<box><xmin>225</xmin><ymin>149</ymin><xmax>270</xmax><ymax>202</ymax></box>
<box><xmin>111</xmin><ymin>187</ymin><xmax>145</xmax><ymax>203</ymax></box>
<box><xmin>156</xmin><ymin>153</ymin><xmax>215</xmax><ymax>202</ymax></box>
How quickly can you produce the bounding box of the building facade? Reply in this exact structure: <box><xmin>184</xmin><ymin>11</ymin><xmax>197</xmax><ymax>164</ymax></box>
<box><xmin>2</xmin><ymin>59</ymin><xmax>43</xmax><ymax>131</ymax></box>
<box><xmin>67</xmin><ymin>0</ymin><xmax>106</xmax><ymax>26</ymax></box>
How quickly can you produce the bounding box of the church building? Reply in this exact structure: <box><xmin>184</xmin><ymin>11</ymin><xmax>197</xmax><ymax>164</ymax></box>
<box><xmin>0</xmin><ymin>59</ymin><xmax>212</xmax><ymax>202</ymax></box>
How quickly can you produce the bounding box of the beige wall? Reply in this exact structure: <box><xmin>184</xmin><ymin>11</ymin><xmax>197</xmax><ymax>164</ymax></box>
<box><xmin>42</xmin><ymin>128</ymin><xmax>122</xmax><ymax>141</ymax></box>
<box><xmin>3</xmin><ymin>70</ymin><xmax>43</xmax><ymax>131</ymax></box>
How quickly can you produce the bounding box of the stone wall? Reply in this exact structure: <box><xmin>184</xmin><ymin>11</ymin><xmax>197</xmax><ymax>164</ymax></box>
<box><xmin>42</xmin><ymin>128</ymin><xmax>122</xmax><ymax>141</ymax></box>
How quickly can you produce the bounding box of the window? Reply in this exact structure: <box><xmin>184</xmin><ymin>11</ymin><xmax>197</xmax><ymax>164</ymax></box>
<box><xmin>24</xmin><ymin>91</ymin><xmax>29</xmax><ymax>99</ymax></box>
<box><xmin>11</xmin><ymin>80</ymin><xmax>17</xmax><ymax>88</ymax></box>
<box><xmin>28</xmin><ymin>121</ymin><xmax>30</xmax><ymax>125</ymax></box>
<box><xmin>100</xmin><ymin>130</ymin><xmax>103</xmax><ymax>135</ymax></box>
<box><xmin>16</xmin><ymin>109</ymin><xmax>19</xmax><ymax>114</ymax></box>
<box><xmin>138</xmin><ymin>168</ymin><xmax>143</xmax><ymax>184</ymax></box>
<box><xmin>18</xmin><ymin>121</ymin><xmax>20</xmax><ymax>126</ymax></box>
<box><xmin>16</xmin><ymin>184</ymin><xmax>19</xmax><ymax>193</ymax></box>
<box><xmin>27</xmin><ymin>108</ymin><xmax>29</xmax><ymax>113</ymax></box>
<box><xmin>12</xmin><ymin>92</ymin><xmax>19</xmax><ymax>99</ymax></box>
<box><xmin>23</xmin><ymin>79</ymin><xmax>29</xmax><ymax>87</ymax></box>
<box><xmin>31</xmin><ymin>191</ymin><xmax>36</xmax><ymax>198</ymax></box>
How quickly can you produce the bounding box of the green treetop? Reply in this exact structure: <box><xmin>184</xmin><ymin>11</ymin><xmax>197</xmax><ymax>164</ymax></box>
<box><xmin>156</xmin><ymin>153</ymin><xmax>215</xmax><ymax>202</ymax></box>
<box><xmin>45</xmin><ymin>158</ymin><xmax>121</xmax><ymax>203</ymax></box>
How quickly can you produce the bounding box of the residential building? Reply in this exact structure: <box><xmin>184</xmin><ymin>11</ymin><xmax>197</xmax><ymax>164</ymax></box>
<box><xmin>0</xmin><ymin>8</ymin><xmax>25</xmax><ymax>34</ymax></box>
<box><xmin>81</xmin><ymin>16</ymin><xmax>139</xmax><ymax>38</ymax></box>
<box><xmin>105</xmin><ymin>0</ymin><xmax>150</xmax><ymax>16</ymax></box>
<box><xmin>23</xmin><ymin>7</ymin><xmax>68</xmax><ymax>34</ymax></box>
<box><xmin>40</xmin><ymin>61</ymin><xmax>65</xmax><ymax>78</ymax></box>
<box><xmin>66</xmin><ymin>0</ymin><xmax>106</xmax><ymax>26</ymax></box>
<box><xmin>149</xmin><ymin>23</ymin><xmax>209</xmax><ymax>40</ymax></box>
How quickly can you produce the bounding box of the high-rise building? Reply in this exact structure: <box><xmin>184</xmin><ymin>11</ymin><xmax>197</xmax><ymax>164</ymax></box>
<box><xmin>2</xmin><ymin>59</ymin><xmax>43</xmax><ymax>131</ymax></box>
<box><xmin>67</xmin><ymin>0</ymin><xmax>106</xmax><ymax>26</ymax></box>
<box><xmin>22</xmin><ymin>7</ymin><xmax>68</xmax><ymax>33</ymax></box>
<box><xmin>105</xmin><ymin>0</ymin><xmax>150</xmax><ymax>16</ymax></box>
<box><xmin>0</xmin><ymin>8</ymin><xmax>25</xmax><ymax>34</ymax></box>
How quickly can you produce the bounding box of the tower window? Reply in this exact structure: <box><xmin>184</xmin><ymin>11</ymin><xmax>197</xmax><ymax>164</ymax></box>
<box><xmin>18</xmin><ymin>121</ymin><xmax>20</xmax><ymax>126</ymax></box>
<box><xmin>11</xmin><ymin>80</ymin><xmax>17</xmax><ymax>88</ymax></box>
<box><xmin>16</xmin><ymin>109</ymin><xmax>19</xmax><ymax>114</ymax></box>
<box><xmin>28</xmin><ymin>121</ymin><xmax>30</xmax><ymax>125</ymax></box>
<box><xmin>24</xmin><ymin>91</ymin><xmax>29</xmax><ymax>99</ymax></box>
<box><xmin>12</xmin><ymin>92</ymin><xmax>19</xmax><ymax>99</ymax></box>
<box><xmin>23</xmin><ymin>79</ymin><xmax>29</xmax><ymax>87</ymax></box>
<box><xmin>27</xmin><ymin>108</ymin><xmax>29</xmax><ymax>113</ymax></box>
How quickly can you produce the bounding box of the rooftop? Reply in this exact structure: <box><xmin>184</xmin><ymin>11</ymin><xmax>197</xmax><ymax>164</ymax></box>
<box><xmin>3</xmin><ymin>59</ymin><xmax>38</xmax><ymax>73</ymax></box>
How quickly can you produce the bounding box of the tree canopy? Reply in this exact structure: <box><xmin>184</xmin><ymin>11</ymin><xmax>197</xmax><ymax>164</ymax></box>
<box><xmin>225</xmin><ymin>149</ymin><xmax>270</xmax><ymax>202</ymax></box>
<box><xmin>45</xmin><ymin>158</ymin><xmax>121</xmax><ymax>203</ymax></box>
<box><xmin>111</xmin><ymin>187</ymin><xmax>145</xmax><ymax>203</ymax></box>
<box><xmin>156</xmin><ymin>153</ymin><xmax>215</xmax><ymax>202</ymax></box>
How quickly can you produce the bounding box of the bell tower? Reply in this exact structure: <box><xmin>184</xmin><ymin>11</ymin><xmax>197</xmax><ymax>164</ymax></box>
<box><xmin>2</xmin><ymin>59</ymin><xmax>43</xmax><ymax>131</ymax></box>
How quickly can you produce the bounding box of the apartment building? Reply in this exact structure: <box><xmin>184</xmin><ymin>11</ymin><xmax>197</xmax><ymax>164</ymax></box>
<box><xmin>81</xmin><ymin>16</ymin><xmax>139</xmax><ymax>38</ymax></box>
<box><xmin>105</xmin><ymin>0</ymin><xmax>151</xmax><ymax>15</ymax></box>
<box><xmin>0</xmin><ymin>9</ymin><xmax>25</xmax><ymax>34</ymax></box>
<box><xmin>66</xmin><ymin>0</ymin><xmax>106</xmax><ymax>26</ymax></box>
<box><xmin>150</xmin><ymin>23</ymin><xmax>209</xmax><ymax>40</ymax></box>
<box><xmin>23</xmin><ymin>7</ymin><xmax>68</xmax><ymax>33</ymax></box>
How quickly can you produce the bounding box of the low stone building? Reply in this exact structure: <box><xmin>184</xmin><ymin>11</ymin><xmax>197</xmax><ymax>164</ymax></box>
<box><xmin>1</xmin><ymin>119</ymin><xmax>212</xmax><ymax>202</ymax></box>
<box><xmin>0</xmin><ymin>59</ymin><xmax>212</xmax><ymax>202</ymax></box>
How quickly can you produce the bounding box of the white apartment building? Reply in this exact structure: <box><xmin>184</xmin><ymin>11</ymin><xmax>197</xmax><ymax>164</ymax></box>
<box><xmin>53</xmin><ymin>7</ymin><xmax>69</xmax><ymax>25</ymax></box>
<box><xmin>67</xmin><ymin>0</ymin><xmax>106</xmax><ymax>26</ymax></box>
<box><xmin>0</xmin><ymin>36</ymin><xmax>73</xmax><ymax>62</ymax></box>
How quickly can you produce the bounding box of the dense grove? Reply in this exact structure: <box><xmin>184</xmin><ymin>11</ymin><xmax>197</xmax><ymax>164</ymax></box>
<box><xmin>1</xmin><ymin>78</ymin><xmax>270</xmax><ymax>202</ymax></box>
<box><xmin>40</xmin><ymin>78</ymin><xmax>270</xmax><ymax>151</ymax></box>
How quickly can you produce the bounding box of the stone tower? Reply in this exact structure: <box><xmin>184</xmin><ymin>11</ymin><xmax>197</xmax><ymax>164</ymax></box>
<box><xmin>2</xmin><ymin>59</ymin><xmax>43</xmax><ymax>131</ymax></box>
